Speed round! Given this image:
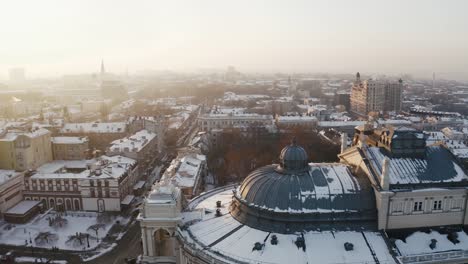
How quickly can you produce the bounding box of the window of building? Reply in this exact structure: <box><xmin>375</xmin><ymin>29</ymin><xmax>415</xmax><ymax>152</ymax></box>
<box><xmin>413</xmin><ymin>201</ymin><xmax>423</xmax><ymax>212</ymax></box>
<box><xmin>433</xmin><ymin>200</ymin><xmax>442</xmax><ymax>211</ymax></box>
<box><xmin>392</xmin><ymin>202</ymin><xmax>404</xmax><ymax>214</ymax></box>
<box><xmin>451</xmin><ymin>199</ymin><xmax>463</xmax><ymax>211</ymax></box>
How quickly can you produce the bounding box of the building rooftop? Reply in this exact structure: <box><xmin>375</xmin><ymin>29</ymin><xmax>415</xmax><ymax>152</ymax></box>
<box><xmin>61</xmin><ymin>122</ymin><xmax>126</xmax><ymax>134</ymax></box>
<box><xmin>394</xmin><ymin>229</ymin><xmax>468</xmax><ymax>261</ymax></box>
<box><xmin>108</xmin><ymin>129</ymin><xmax>156</xmax><ymax>153</ymax></box>
<box><xmin>32</xmin><ymin>155</ymin><xmax>136</xmax><ymax>180</ymax></box>
<box><xmin>51</xmin><ymin>136</ymin><xmax>88</xmax><ymax>144</ymax></box>
<box><xmin>0</xmin><ymin>128</ymin><xmax>50</xmax><ymax>141</ymax></box>
<box><xmin>0</xmin><ymin>170</ymin><xmax>21</xmax><ymax>185</ymax></box>
<box><xmin>179</xmin><ymin>188</ymin><xmax>394</xmax><ymax>264</ymax></box>
<box><xmin>364</xmin><ymin>146</ymin><xmax>468</xmax><ymax>186</ymax></box>
<box><xmin>229</xmin><ymin>142</ymin><xmax>376</xmax><ymax>233</ymax></box>
<box><xmin>160</xmin><ymin>154</ymin><xmax>206</xmax><ymax>188</ymax></box>
<box><xmin>5</xmin><ymin>200</ymin><xmax>41</xmax><ymax>215</ymax></box>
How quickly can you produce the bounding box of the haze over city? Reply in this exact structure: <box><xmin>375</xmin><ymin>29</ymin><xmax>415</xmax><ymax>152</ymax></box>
<box><xmin>1</xmin><ymin>0</ymin><xmax>468</xmax><ymax>80</ymax></box>
<box><xmin>2</xmin><ymin>2</ymin><xmax>468</xmax><ymax>264</ymax></box>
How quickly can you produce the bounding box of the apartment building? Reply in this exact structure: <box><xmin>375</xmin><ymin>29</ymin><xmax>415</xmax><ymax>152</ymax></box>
<box><xmin>0</xmin><ymin>128</ymin><xmax>53</xmax><ymax>171</ymax></box>
<box><xmin>350</xmin><ymin>72</ymin><xmax>403</xmax><ymax>116</ymax></box>
<box><xmin>0</xmin><ymin>170</ymin><xmax>24</xmax><ymax>218</ymax></box>
<box><xmin>51</xmin><ymin>136</ymin><xmax>89</xmax><ymax>160</ymax></box>
<box><xmin>23</xmin><ymin>155</ymin><xmax>139</xmax><ymax>212</ymax></box>
<box><xmin>340</xmin><ymin>125</ymin><xmax>468</xmax><ymax>230</ymax></box>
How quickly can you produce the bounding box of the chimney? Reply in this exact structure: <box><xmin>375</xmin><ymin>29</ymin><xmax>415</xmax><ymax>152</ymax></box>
<box><xmin>380</xmin><ymin>157</ymin><xmax>390</xmax><ymax>190</ymax></box>
<box><xmin>340</xmin><ymin>133</ymin><xmax>348</xmax><ymax>154</ymax></box>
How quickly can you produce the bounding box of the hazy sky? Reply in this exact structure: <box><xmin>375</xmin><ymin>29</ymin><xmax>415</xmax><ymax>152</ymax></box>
<box><xmin>1</xmin><ymin>0</ymin><xmax>468</xmax><ymax>79</ymax></box>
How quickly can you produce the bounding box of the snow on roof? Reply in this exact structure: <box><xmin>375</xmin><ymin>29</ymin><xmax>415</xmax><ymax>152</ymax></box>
<box><xmin>395</xmin><ymin>230</ymin><xmax>468</xmax><ymax>256</ymax></box>
<box><xmin>378</xmin><ymin>119</ymin><xmax>413</xmax><ymax>126</ymax></box>
<box><xmin>365</xmin><ymin>146</ymin><xmax>468</xmax><ymax>185</ymax></box>
<box><xmin>180</xmin><ymin>189</ymin><xmax>395</xmax><ymax>264</ymax></box>
<box><xmin>147</xmin><ymin>184</ymin><xmax>179</xmax><ymax>204</ymax></box>
<box><xmin>277</xmin><ymin>115</ymin><xmax>318</xmax><ymax>122</ymax></box>
<box><xmin>0</xmin><ymin>128</ymin><xmax>50</xmax><ymax>142</ymax></box>
<box><xmin>0</xmin><ymin>170</ymin><xmax>21</xmax><ymax>185</ymax></box>
<box><xmin>200</xmin><ymin>106</ymin><xmax>271</xmax><ymax>120</ymax></box>
<box><xmin>121</xmin><ymin>195</ymin><xmax>135</xmax><ymax>205</ymax></box>
<box><xmin>61</xmin><ymin>122</ymin><xmax>126</xmax><ymax>134</ymax></box>
<box><xmin>108</xmin><ymin>129</ymin><xmax>156</xmax><ymax>153</ymax></box>
<box><xmin>425</xmin><ymin>131</ymin><xmax>468</xmax><ymax>158</ymax></box>
<box><xmin>5</xmin><ymin>200</ymin><xmax>41</xmax><ymax>215</ymax></box>
<box><xmin>37</xmin><ymin>160</ymin><xmax>91</xmax><ymax>173</ymax></box>
<box><xmin>51</xmin><ymin>136</ymin><xmax>88</xmax><ymax>144</ymax></box>
<box><xmin>133</xmin><ymin>180</ymin><xmax>146</xmax><ymax>190</ymax></box>
<box><xmin>222</xmin><ymin>92</ymin><xmax>270</xmax><ymax>101</ymax></box>
<box><xmin>318</xmin><ymin>121</ymin><xmax>366</xmax><ymax>127</ymax></box>
<box><xmin>32</xmin><ymin>155</ymin><xmax>136</xmax><ymax>180</ymax></box>
<box><xmin>160</xmin><ymin>153</ymin><xmax>206</xmax><ymax>188</ymax></box>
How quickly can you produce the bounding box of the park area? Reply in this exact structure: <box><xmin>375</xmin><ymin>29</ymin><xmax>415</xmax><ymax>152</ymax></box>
<box><xmin>0</xmin><ymin>210</ymin><xmax>129</xmax><ymax>251</ymax></box>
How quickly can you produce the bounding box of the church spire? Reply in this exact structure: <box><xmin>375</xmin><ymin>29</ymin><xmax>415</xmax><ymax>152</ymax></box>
<box><xmin>100</xmin><ymin>59</ymin><xmax>105</xmax><ymax>76</ymax></box>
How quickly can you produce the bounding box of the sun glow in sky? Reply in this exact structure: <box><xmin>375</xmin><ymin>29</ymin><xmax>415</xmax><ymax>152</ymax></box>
<box><xmin>1</xmin><ymin>0</ymin><xmax>467</xmax><ymax>79</ymax></box>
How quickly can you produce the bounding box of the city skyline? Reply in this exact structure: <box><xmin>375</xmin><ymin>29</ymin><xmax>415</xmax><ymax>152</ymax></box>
<box><xmin>1</xmin><ymin>0</ymin><xmax>468</xmax><ymax>80</ymax></box>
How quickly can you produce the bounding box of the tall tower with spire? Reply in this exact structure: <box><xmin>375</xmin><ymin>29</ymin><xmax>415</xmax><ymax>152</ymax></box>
<box><xmin>100</xmin><ymin>59</ymin><xmax>106</xmax><ymax>78</ymax></box>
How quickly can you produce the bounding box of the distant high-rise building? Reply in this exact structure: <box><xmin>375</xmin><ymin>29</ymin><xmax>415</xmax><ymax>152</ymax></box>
<box><xmin>350</xmin><ymin>72</ymin><xmax>402</xmax><ymax>116</ymax></box>
<box><xmin>383</xmin><ymin>79</ymin><xmax>403</xmax><ymax>112</ymax></box>
<box><xmin>8</xmin><ymin>68</ymin><xmax>25</xmax><ymax>82</ymax></box>
<box><xmin>350</xmin><ymin>72</ymin><xmax>385</xmax><ymax>116</ymax></box>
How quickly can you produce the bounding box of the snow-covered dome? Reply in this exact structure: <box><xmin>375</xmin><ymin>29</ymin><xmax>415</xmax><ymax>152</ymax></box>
<box><xmin>278</xmin><ymin>138</ymin><xmax>309</xmax><ymax>172</ymax></box>
<box><xmin>230</xmin><ymin>141</ymin><xmax>376</xmax><ymax>233</ymax></box>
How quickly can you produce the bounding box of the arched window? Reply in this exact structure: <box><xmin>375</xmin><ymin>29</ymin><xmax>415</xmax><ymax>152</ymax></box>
<box><xmin>49</xmin><ymin>199</ymin><xmax>55</xmax><ymax>209</ymax></box>
<box><xmin>74</xmin><ymin>199</ymin><xmax>81</xmax><ymax>211</ymax></box>
<box><xmin>66</xmin><ymin>199</ymin><xmax>72</xmax><ymax>211</ymax></box>
<box><xmin>153</xmin><ymin>229</ymin><xmax>175</xmax><ymax>257</ymax></box>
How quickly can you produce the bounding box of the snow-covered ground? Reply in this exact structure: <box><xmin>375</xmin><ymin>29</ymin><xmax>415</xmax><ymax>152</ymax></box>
<box><xmin>82</xmin><ymin>242</ymin><xmax>117</xmax><ymax>262</ymax></box>
<box><xmin>0</xmin><ymin>211</ymin><xmax>128</xmax><ymax>251</ymax></box>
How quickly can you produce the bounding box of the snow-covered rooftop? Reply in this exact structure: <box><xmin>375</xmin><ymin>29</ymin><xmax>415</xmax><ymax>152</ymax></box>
<box><xmin>277</xmin><ymin>115</ymin><xmax>318</xmax><ymax>122</ymax></box>
<box><xmin>318</xmin><ymin>121</ymin><xmax>366</xmax><ymax>127</ymax></box>
<box><xmin>5</xmin><ymin>200</ymin><xmax>41</xmax><ymax>215</ymax></box>
<box><xmin>160</xmin><ymin>153</ymin><xmax>206</xmax><ymax>188</ymax></box>
<box><xmin>395</xmin><ymin>230</ymin><xmax>468</xmax><ymax>263</ymax></box>
<box><xmin>365</xmin><ymin>146</ymin><xmax>468</xmax><ymax>185</ymax></box>
<box><xmin>179</xmin><ymin>189</ymin><xmax>395</xmax><ymax>264</ymax></box>
<box><xmin>0</xmin><ymin>128</ymin><xmax>50</xmax><ymax>142</ymax></box>
<box><xmin>0</xmin><ymin>170</ymin><xmax>21</xmax><ymax>185</ymax></box>
<box><xmin>108</xmin><ymin>129</ymin><xmax>156</xmax><ymax>153</ymax></box>
<box><xmin>222</xmin><ymin>92</ymin><xmax>270</xmax><ymax>101</ymax></box>
<box><xmin>51</xmin><ymin>136</ymin><xmax>88</xmax><ymax>144</ymax></box>
<box><xmin>425</xmin><ymin>131</ymin><xmax>468</xmax><ymax>158</ymax></box>
<box><xmin>61</xmin><ymin>122</ymin><xmax>126</xmax><ymax>134</ymax></box>
<box><xmin>32</xmin><ymin>155</ymin><xmax>136</xmax><ymax>180</ymax></box>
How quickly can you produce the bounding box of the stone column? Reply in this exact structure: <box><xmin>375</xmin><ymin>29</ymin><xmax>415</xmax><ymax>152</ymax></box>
<box><xmin>146</xmin><ymin>228</ymin><xmax>155</xmax><ymax>256</ymax></box>
<box><xmin>141</xmin><ymin>226</ymin><xmax>148</xmax><ymax>256</ymax></box>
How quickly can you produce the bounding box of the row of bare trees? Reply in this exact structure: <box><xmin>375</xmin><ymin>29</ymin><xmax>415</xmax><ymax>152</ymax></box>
<box><xmin>207</xmin><ymin>126</ymin><xmax>340</xmax><ymax>185</ymax></box>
